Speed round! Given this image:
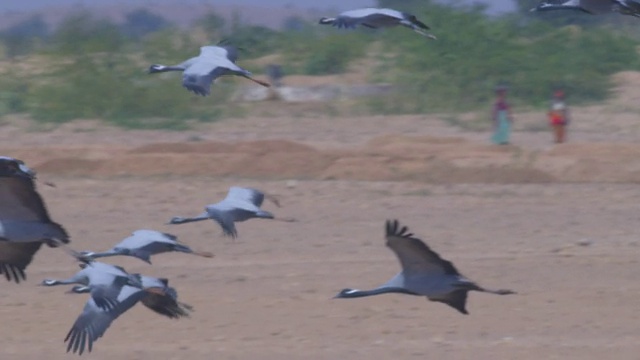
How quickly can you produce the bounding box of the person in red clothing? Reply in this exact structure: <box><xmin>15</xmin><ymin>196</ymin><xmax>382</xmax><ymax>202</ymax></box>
<box><xmin>548</xmin><ymin>89</ymin><xmax>570</xmax><ymax>144</ymax></box>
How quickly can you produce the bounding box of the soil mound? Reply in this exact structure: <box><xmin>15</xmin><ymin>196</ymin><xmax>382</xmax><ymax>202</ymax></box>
<box><xmin>7</xmin><ymin>136</ymin><xmax>640</xmax><ymax>183</ymax></box>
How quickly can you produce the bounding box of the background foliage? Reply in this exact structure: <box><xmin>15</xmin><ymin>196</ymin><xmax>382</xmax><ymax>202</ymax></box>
<box><xmin>0</xmin><ymin>1</ymin><xmax>639</xmax><ymax>127</ymax></box>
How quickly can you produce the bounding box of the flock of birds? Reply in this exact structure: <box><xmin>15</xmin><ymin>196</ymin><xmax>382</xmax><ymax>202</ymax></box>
<box><xmin>147</xmin><ymin>2</ymin><xmax>640</xmax><ymax>97</ymax></box>
<box><xmin>0</xmin><ymin>2</ymin><xmax>632</xmax><ymax>356</ymax></box>
<box><xmin>0</xmin><ymin>156</ymin><xmax>515</xmax><ymax>354</ymax></box>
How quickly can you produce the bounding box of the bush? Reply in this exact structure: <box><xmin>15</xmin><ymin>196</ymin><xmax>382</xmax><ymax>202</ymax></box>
<box><xmin>280</xmin><ymin>28</ymin><xmax>368</xmax><ymax>75</ymax></box>
<box><xmin>26</xmin><ymin>54</ymin><xmax>230</xmax><ymax>128</ymax></box>
<box><xmin>371</xmin><ymin>2</ymin><xmax>640</xmax><ymax>113</ymax></box>
<box><xmin>50</xmin><ymin>12</ymin><xmax>125</xmax><ymax>55</ymax></box>
<box><xmin>0</xmin><ymin>73</ymin><xmax>29</xmax><ymax>115</ymax></box>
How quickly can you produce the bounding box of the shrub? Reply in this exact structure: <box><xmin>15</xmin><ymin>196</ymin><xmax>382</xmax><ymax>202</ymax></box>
<box><xmin>27</xmin><ymin>54</ymin><xmax>230</xmax><ymax>128</ymax></box>
<box><xmin>371</xmin><ymin>2</ymin><xmax>640</xmax><ymax>112</ymax></box>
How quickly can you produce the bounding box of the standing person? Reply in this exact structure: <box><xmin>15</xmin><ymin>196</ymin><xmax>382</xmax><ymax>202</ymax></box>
<box><xmin>548</xmin><ymin>89</ymin><xmax>569</xmax><ymax>144</ymax></box>
<box><xmin>491</xmin><ymin>86</ymin><xmax>513</xmax><ymax>145</ymax></box>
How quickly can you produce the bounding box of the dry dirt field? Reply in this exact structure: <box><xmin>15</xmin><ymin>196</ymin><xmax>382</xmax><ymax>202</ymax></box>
<box><xmin>1</xmin><ymin>87</ymin><xmax>640</xmax><ymax>359</ymax></box>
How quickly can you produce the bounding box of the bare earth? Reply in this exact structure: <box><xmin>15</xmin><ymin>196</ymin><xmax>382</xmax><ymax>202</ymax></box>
<box><xmin>2</xmin><ymin>76</ymin><xmax>640</xmax><ymax>359</ymax></box>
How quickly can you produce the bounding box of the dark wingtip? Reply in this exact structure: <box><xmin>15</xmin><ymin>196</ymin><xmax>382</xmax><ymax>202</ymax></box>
<box><xmin>0</xmin><ymin>264</ymin><xmax>26</xmax><ymax>283</ymax></box>
<box><xmin>385</xmin><ymin>219</ymin><xmax>414</xmax><ymax>239</ymax></box>
<box><xmin>385</xmin><ymin>219</ymin><xmax>396</xmax><ymax>236</ymax></box>
<box><xmin>407</xmin><ymin>14</ymin><xmax>430</xmax><ymax>30</ymax></box>
<box><xmin>162</xmin><ymin>232</ymin><xmax>178</xmax><ymax>241</ymax></box>
<box><xmin>223</xmin><ymin>229</ymin><xmax>238</xmax><ymax>239</ymax></box>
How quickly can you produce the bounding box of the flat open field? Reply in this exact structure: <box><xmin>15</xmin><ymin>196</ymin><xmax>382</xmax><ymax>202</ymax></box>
<box><xmin>1</xmin><ymin>99</ymin><xmax>640</xmax><ymax>359</ymax></box>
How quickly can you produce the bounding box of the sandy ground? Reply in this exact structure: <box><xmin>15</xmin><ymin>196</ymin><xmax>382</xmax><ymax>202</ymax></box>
<box><xmin>1</xmin><ymin>84</ymin><xmax>640</xmax><ymax>359</ymax></box>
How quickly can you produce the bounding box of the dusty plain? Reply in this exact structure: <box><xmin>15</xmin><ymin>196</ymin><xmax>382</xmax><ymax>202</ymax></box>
<box><xmin>1</xmin><ymin>76</ymin><xmax>640</xmax><ymax>359</ymax></box>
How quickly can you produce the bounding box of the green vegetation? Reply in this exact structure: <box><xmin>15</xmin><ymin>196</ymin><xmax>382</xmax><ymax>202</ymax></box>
<box><xmin>0</xmin><ymin>1</ymin><xmax>639</xmax><ymax>128</ymax></box>
<box><xmin>280</xmin><ymin>31</ymin><xmax>369</xmax><ymax>75</ymax></box>
<box><xmin>371</xmin><ymin>0</ymin><xmax>640</xmax><ymax>113</ymax></box>
<box><xmin>27</xmin><ymin>54</ymin><xmax>226</xmax><ymax>129</ymax></box>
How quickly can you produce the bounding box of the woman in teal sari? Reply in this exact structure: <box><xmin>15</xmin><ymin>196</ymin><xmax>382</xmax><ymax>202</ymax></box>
<box><xmin>491</xmin><ymin>87</ymin><xmax>513</xmax><ymax>145</ymax></box>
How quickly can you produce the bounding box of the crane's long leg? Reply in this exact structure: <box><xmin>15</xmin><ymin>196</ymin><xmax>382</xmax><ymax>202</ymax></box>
<box><xmin>413</xmin><ymin>28</ymin><xmax>437</xmax><ymax>40</ymax></box>
<box><xmin>480</xmin><ymin>288</ymin><xmax>517</xmax><ymax>295</ymax></box>
<box><xmin>272</xmin><ymin>216</ymin><xmax>297</xmax><ymax>223</ymax></box>
<box><xmin>256</xmin><ymin>209</ymin><xmax>296</xmax><ymax>223</ymax></box>
<box><xmin>189</xmin><ymin>249</ymin><xmax>215</xmax><ymax>258</ymax></box>
<box><xmin>50</xmin><ymin>238</ymin><xmax>92</xmax><ymax>263</ymax></box>
<box><xmin>173</xmin><ymin>243</ymin><xmax>214</xmax><ymax>258</ymax></box>
<box><xmin>264</xmin><ymin>193</ymin><xmax>282</xmax><ymax>207</ymax></box>
<box><xmin>167</xmin><ymin>212</ymin><xmax>210</xmax><ymax>225</ymax></box>
<box><xmin>242</xmin><ymin>74</ymin><xmax>271</xmax><ymax>88</ymax></box>
<box><xmin>456</xmin><ymin>281</ymin><xmax>516</xmax><ymax>295</ymax></box>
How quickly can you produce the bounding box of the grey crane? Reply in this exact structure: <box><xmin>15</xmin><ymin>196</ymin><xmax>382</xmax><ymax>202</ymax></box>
<box><xmin>64</xmin><ymin>275</ymin><xmax>190</xmax><ymax>355</ymax></box>
<box><xmin>334</xmin><ymin>220</ymin><xmax>516</xmax><ymax>314</ymax></box>
<box><xmin>79</xmin><ymin>229</ymin><xmax>214</xmax><ymax>264</ymax></box>
<box><xmin>531</xmin><ymin>0</ymin><xmax>640</xmax><ymax>17</ymax></box>
<box><xmin>148</xmin><ymin>43</ymin><xmax>271</xmax><ymax>96</ymax></box>
<box><xmin>0</xmin><ymin>156</ymin><xmax>69</xmax><ymax>283</ymax></box>
<box><xmin>41</xmin><ymin>261</ymin><xmax>145</xmax><ymax>311</ymax></box>
<box><xmin>167</xmin><ymin>186</ymin><xmax>295</xmax><ymax>239</ymax></box>
<box><xmin>70</xmin><ymin>274</ymin><xmax>192</xmax><ymax>319</ymax></box>
<box><xmin>319</xmin><ymin>8</ymin><xmax>437</xmax><ymax>40</ymax></box>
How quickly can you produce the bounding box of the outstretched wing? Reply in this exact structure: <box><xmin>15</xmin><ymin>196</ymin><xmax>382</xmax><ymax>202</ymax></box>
<box><xmin>581</xmin><ymin>0</ymin><xmax>619</xmax><ymax>13</ymax></box>
<box><xmin>65</xmin><ymin>286</ymin><xmax>144</xmax><ymax>355</ymax></box>
<box><xmin>384</xmin><ymin>219</ymin><xmax>460</xmax><ymax>277</ymax></box>
<box><xmin>212</xmin><ymin>41</ymin><xmax>241</xmax><ymax>63</ymax></box>
<box><xmin>205</xmin><ymin>206</ymin><xmax>238</xmax><ymax>238</ymax></box>
<box><xmin>428</xmin><ymin>289</ymin><xmax>469</xmax><ymax>315</ymax></box>
<box><xmin>182</xmin><ymin>66</ymin><xmax>223</xmax><ymax>96</ymax></box>
<box><xmin>121</xmin><ymin>229</ymin><xmax>178</xmax><ymax>247</ymax></box>
<box><xmin>199</xmin><ymin>45</ymin><xmax>229</xmax><ymax>59</ymax></box>
<box><xmin>225</xmin><ymin>187</ymin><xmax>265</xmax><ymax>207</ymax></box>
<box><xmin>403</xmin><ymin>13</ymin><xmax>430</xmax><ymax>30</ymax></box>
<box><xmin>89</xmin><ymin>278</ymin><xmax>131</xmax><ymax>311</ymax></box>
<box><xmin>0</xmin><ymin>242</ymin><xmax>43</xmax><ymax>283</ymax></box>
<box><xmin>0</xmin><ymin>176</ymin><xmax>69</xmax><ymax>243</ymax></box>
<box><xmin>0</xmin><ymin>176</ymin><xmax>50</xmax><ymax>222</ymax></box>
<box><xmin>333</xmin><ymin>8</ymin><xmax>381</xmax><ymax>28</ymax></box>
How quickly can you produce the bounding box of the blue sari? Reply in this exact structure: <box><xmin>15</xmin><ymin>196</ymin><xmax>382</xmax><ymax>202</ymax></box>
<box><xmin>492</xmin><ymin>110</ymin><xmax>511</xmax><ymax>145</ymax></box>
<box><xmin>492</xmin><ymin>99</ymin><xmax>511</xmax><ymax>145</ymax></box>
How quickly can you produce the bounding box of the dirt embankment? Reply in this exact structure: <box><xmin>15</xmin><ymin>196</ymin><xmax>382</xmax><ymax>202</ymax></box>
<box><xmin>5</xmin><ymin>135</ymin><xmax>640</xmax><ymax>183</ymax></box>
